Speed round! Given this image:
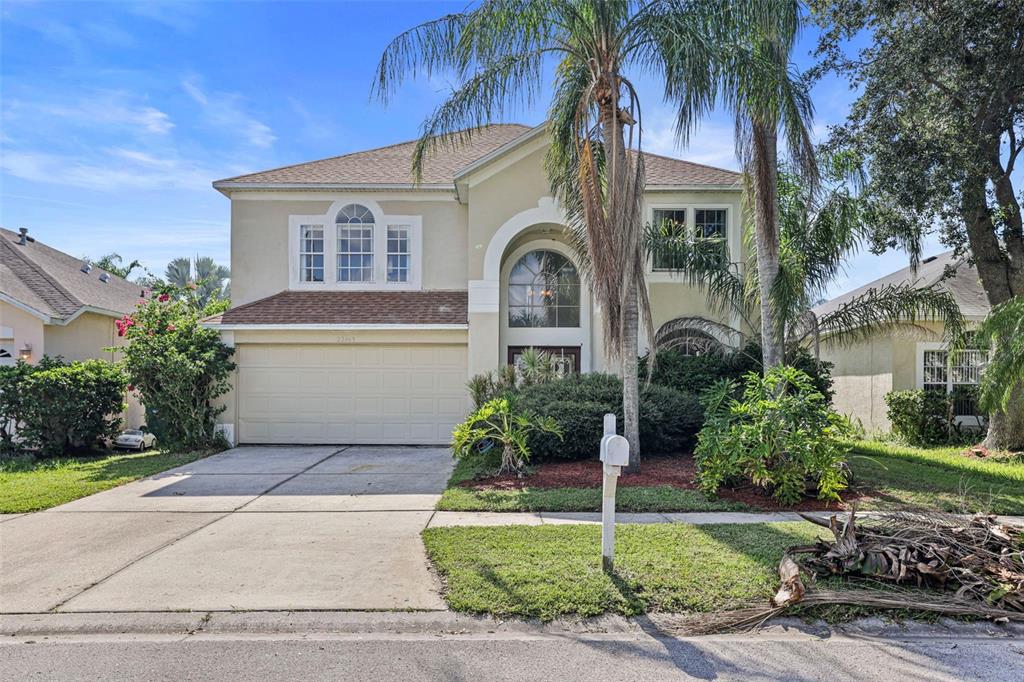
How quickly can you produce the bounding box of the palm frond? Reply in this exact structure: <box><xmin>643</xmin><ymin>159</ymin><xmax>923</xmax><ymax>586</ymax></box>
<box><xmin>812</xmin><ymin>283</ymin><xmax>966</xmax><ymax>348</ymax></box>
<box><xmin>973</xmin><ymin>296</ymin><xmax>1024</xmax><ymax>412</ymax></box>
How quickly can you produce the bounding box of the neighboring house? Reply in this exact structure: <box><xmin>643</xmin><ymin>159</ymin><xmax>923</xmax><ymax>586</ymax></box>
<box><xmin>206</xmin><ymin>123</ymin><xmax>747</xmax><ymax>445</ymax></box>
<box><xmin>814</xmin><ymin>251</ymin><xmax>991</xmax><ymax>433</ymax></box>
<box><xmin>0</xmin><ymin>226</ymin><xmax>146</xmax><ymax>426</ymax></box>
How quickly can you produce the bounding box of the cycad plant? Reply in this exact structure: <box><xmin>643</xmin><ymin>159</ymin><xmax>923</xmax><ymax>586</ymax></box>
<box><xmin>647</xmin><ymin>160</ymin><xmax>966</xmax><ymax>360</ymax></box>
<box><xmin>376</xmin><ymin>0</ymin><xmax>777</xmax><ymax>468</ymax></box>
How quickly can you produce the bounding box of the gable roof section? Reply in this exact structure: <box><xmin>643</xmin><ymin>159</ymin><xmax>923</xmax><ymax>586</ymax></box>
<box><xmin>812</xmin><ymin>251</ymin><xmax>991</xmax><ymax>321</ymax></box>
<box><xmin>213</xmin><ymin>123</ymin><xmax>741</xmax><ymax>191</ymax></box>
<box><xmin>0</xmin><ymin>227</ymin><xmax>146</xmax><ymax>322</ymax></box>
<box><xmin>204</xmin><ymin>290</ymin><xmax>468</xmax><ymax>327</ymax></box>
<box><xmin>214</xmin><ymin>124</ymin><xmax>532</xmax><ymax>189</ymax></box>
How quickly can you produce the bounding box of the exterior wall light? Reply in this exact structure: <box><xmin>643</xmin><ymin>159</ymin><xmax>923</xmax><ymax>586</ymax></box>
<box><xmin>19</xmin><ymin>344</ymin><xmax>32</xmax><ymax>361</ymax></box>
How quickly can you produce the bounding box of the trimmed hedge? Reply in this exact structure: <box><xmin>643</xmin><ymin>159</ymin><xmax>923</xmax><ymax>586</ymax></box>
<box><xmin>0</xmin><ymin>357</ymin><xmax>126</xmax><ymax>456</ymax></box>
<box><xmin>517</xmin><ymin>373</ymin><xmax>703</xmax><ymax>461</ymax></box>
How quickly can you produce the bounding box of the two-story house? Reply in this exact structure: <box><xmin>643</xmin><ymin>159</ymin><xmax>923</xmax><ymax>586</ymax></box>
<box><xmin>206</xmin><ymin>123</ymin><xmax>747</xmax><ymax>446</ymax></box>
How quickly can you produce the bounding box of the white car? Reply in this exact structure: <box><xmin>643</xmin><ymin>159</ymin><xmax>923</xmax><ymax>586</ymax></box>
<box><xmin>114</xmin><ymin>428</ymin><xmax>157</xmax><ymax>451</ymax></box>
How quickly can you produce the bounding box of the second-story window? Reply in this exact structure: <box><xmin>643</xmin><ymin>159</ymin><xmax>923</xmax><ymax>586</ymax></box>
<box><xmin>336</xmin><ymin>203</ymin><xmax>375</xmax><ymax>282</ymax></box>
<box><xmin>652</xmin><ymin>208</ymin><xmax>687</xmax><ymax>271</ymax></box>
<box><xmin>387</xmin><ymin>225</ymin><xmax>411</xmax><ymax>283</ymax></box>
<box><xmin>695</xmin><ymin>208</ymin><xmax>728</xmax><ymax>262</ymax></box>
<box><xmin>299</xmin><ymin>225</ymin><xmax>324</xmax><ymax>282</ymax></box>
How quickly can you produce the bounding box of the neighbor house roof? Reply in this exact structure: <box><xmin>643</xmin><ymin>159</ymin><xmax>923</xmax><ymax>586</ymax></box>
<box><xmin>812</xmin><ymin>251</ymin><xmax>991</xmax><ymax>321</ymax></box>
<box><xmin>203</xmin><ymin>290</ymin><xmax>468</xmax><ymax>327</ymax></box>
<box><xmin>213</xmin><ymin>123</ymin><xmax>741</xmax><ymax>191</ymax></box>
<box><xmin>0</xmin><ymin>227</ymin><xmax>146</xmax><ymax>323</ymax></box>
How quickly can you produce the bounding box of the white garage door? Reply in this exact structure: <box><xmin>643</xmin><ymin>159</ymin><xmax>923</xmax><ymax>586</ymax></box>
<box><xmin>236</xmin><ymin>343</ymin><xmax>468</xmax><ymax>445</ymax></box>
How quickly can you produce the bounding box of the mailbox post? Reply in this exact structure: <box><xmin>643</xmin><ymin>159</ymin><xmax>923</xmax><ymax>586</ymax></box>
<box><xmin>599</xmin><ymin>413</ymin><xmax>630</xmax><ymax>571</ymax></box>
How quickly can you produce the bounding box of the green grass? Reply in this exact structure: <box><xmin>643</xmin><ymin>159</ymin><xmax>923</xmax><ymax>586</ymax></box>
<box><xmin>438</xmin><ymin>455</ymin><xmax>746</xmax><ymax>512</ymax></box>
<box><xmin>847</xmin><ymin>439</ymin><xmax>1024</xmax><ymax>514</ymax></box>
<box><xmin>424</xmin><ymin>522</ymin><xmax>824</xmax><ymax>620</ymax></box>
<box><xmin>0</xmin><ymin>449</ymin><xmax>213</xmax><ymax>513</ymax></box>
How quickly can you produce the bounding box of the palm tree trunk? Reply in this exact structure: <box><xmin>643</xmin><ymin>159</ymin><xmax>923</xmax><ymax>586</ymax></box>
<box><xmin>599</xmin><ymin>81</ymin><xmax>641</xmax><ymax>470</ymax></box>
<box><xmin>621</xmin><ymin>282</ymin><xmax>640</xmax><ymax>471</ymax></box>
<box><xmin>750</xmin><ymin>120</ymin><xmax>784</xmax><ymax>370</ymax></box>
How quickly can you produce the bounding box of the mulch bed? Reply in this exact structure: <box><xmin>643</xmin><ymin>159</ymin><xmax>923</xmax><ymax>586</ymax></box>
<box><xmin>460</xmin><ymin>454</ymin><xmax>863</xmax><ymax>511</ymax></box>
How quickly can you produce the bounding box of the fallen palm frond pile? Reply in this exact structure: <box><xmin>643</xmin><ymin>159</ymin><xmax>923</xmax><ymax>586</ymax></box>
<box><xmin>654</xmin><ymin>510</ymin><xmax>1024</xmax><ymax>636</ymax></box>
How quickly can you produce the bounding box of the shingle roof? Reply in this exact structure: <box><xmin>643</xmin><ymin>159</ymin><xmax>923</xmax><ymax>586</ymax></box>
<box><xmin>215</xmin><ymin>124</ymin><xmax>532</xmax><ymax>187</ymax></box>
<box><xmin>0</xmin><ymin>227</ymin><xmax>146</xmax><ymax>321</ymax></box>
<box><xmin>205</xmin><ymin>290</ymin><xmax>468</xmax><ymax>326</ymax></box>
<box><xmin>214</xmin><ymin>123</ymin><xmax>741</xmax><ymax>189</ymax></box>
<box><xmin>812</xmin><ymin>251</ymin><xmax>991</xmax><ymax>321</ymax></box>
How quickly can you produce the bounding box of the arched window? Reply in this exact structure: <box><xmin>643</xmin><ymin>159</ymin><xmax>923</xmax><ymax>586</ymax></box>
<box><xmin>508</xmin><ymin>250</ymin><xmax>580</xmax><ymax>328</ymax></box>
<box><xmin>336</xmin><ymin>204</ymin><xmax>375</xmax><ymax>282</ymax></box>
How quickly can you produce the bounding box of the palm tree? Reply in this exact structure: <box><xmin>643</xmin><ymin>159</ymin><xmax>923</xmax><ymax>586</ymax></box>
<box><xmin>376</xmin><ymin>0</ymin><xmax>761</xmax><ymax>469</ymax></box>
<box><xmin>165</xmin><ymin>256</ymin><xmax>231</xmax><ymax>309</ymax></box>
<box><xmin>88</xmin><ymin>253</ymin><xmax>142</xmax><ymax>280</ymax></box>
<box><xmin>647</xmin><ymin>162</ymin><xmax>966</xmax><ymax>361</ymax></box>
<box><xmin>668</xmin><ymin>0</ymin><xmax>816</xmax><ymax>370</ymax></box>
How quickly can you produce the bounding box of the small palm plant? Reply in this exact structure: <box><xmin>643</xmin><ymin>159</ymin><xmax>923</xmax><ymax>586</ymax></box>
<box><xmin>452</xmin><ymin>397</ymin><xmax>562</xmax><ymax>475</ymax></box>
<box><xmin>516</xmin><ymin>348</ymin><xmax>558</xmax><ymax>386</ymax></box>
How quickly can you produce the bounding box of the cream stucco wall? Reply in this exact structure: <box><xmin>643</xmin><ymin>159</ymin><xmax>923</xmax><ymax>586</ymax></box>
<box><xmin>0</xmin><ymin>302</ymin><xmax>45</xmax><ymax>363</ymax></box>
<box><xmin>820</xmin><ymin>322</ymin><xmax>951</xmax><ymax>434</ymax></box>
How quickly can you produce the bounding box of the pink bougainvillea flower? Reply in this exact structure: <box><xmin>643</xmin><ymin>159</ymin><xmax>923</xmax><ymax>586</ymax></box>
<box><xmin>127</xmin><ymin>384</ymin><xmax>135</xmax><ymax>392</ymax></box>
<box><xmin>158</xmin><ymin>293</ymin><xmax>170</xmax><ymax>302</ymax></box>
<box><xmin>167</xmin><ymin>324</ymin><xmax>176</xmax><ymax>331</ymax></box>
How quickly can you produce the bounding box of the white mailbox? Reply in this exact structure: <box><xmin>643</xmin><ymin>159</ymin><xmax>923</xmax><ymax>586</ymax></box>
<box><xmin>600</xmin><ymin>434</ymin><xmax>630</xmax><ymax>468</ymax></box>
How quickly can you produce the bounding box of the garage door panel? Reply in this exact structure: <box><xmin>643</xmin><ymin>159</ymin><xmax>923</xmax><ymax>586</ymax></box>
<box><xmin>237</xmin><ymin>343</ymin><xmax>468</xmax><ymax>445</ymax></box>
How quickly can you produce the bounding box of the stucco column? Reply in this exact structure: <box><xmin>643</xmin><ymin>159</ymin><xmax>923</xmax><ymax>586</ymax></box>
<box><xmin>468</xmin><ymin>280</ymin><xmax>500</xmax><ymax>377</ymax></box>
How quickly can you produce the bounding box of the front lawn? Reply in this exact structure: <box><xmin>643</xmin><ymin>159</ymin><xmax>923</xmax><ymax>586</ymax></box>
<box><xmin>848</xmin><ymin>440</ymin><xmax>1024</xmax><ymax>514</ymax></box>
<box><xmin>0</xmin><ymin>449</ymin><xmax>213</xmax><ymax>513</ymax></box>
<box><xmin>423</xmin><ymin>522</ymin><xmax>824</xmax><ymax>620</ymax></box>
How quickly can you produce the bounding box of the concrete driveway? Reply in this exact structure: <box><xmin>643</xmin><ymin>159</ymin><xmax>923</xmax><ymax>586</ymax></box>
<box><xmin>0</xmin><ymin>446</ymin><xmax>454</xmax><ymax>613</ymax></box>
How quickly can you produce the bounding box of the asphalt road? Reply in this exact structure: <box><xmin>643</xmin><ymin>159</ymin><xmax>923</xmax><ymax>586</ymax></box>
<box><xmin>3</xmin><ymin>629</ymin><xmax>1022</xmax><ymax>681</ymax></box>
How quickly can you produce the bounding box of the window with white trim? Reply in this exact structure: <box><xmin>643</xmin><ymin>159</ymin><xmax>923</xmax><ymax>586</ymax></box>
<box><xmin>921</xmin><ymin>347</ymin><xmax>988</xmax><ymax>416</ymax></box>
<box><xmin>336</xmin><ymin>204</ymin><xmax>374</xmax><ymax>282</ymax></box>
<box><xmin>651</xmin><ymin>208</ymin><xmax>687</xmax><ymax>271</ymax></box>
<box><xmin>387</xmin><ymin>225</ymin><xmax>411</xmax><ymax>283</ymax></box>
<box><xmin>696</xmin><ymin>208</ymin><xmax>728</xmax><ymax>261</ymax></box>
<box><xmin>299</xmin><ymin>225</ymin><xmax>324</xmax><ymax>282</ymax></box>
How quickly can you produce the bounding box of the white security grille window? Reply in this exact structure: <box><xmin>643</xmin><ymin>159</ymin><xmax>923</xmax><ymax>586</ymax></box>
<box><xmin>920</xmin><ymin>348</ymin><xmax>989</xmax><ymax>416</ymax></box>
<box><xmin>336</xmin><ymin>204</ymin><xmax>375</xmax><ymax>282</ymax></box>
<box><xmin>387</xmin><ymin>225</ymin><xmax>410</xmax><ymax>283</ymax></box>
<box><xmin>299</xmin><ymin>225</ymin><xmax>324</xmax><ymax>282</ymax></box>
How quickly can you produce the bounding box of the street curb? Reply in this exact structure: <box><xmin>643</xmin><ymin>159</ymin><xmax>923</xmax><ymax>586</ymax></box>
<box><xmin>3</xmin><ymin>611</ymin><xmax>1023</xmax><ymax>641</ymax></box>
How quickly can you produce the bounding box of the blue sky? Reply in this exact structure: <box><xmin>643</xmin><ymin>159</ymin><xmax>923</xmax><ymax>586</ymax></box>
<box><xmin>1</xmin><ymin>0</ymin><xmax>940</xmax><ymax>296</ymax></box>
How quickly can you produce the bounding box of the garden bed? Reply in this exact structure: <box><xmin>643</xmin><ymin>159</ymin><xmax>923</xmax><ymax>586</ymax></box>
<box><xmin>451</xmin><ymin>453</ymin><xmax>858</xmax><ymax>512</ymax></box>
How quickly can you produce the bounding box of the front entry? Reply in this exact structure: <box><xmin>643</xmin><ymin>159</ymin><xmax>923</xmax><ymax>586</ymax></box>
<box><xmin>507</xmin><ymin>345</ymin><xmax>581</xmax><ymax>375</ymax></box>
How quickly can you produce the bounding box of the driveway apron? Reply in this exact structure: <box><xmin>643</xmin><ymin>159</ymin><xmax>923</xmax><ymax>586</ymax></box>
<box><xmin>0</xmin><ymin>446</ymin><xmax>454</xmax><ymax>613</ymax></box>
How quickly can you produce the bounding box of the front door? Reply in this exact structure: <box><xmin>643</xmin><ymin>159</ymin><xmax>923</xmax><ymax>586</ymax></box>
<box><xmin>507</xmin><ymin>345</ymin><xmax>581</xmax><ymax>375</ymax></box>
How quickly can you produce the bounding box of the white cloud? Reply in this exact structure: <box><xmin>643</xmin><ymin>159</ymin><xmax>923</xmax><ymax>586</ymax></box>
<box><xmin>182</xmin><ymin>77</ymin><xmax>276</xmax><ymax>148</ymax></box>
<box><xmin>1</xmin><ymin>149</ymin><xmax>216</xmax><ymax>192</ymax></box>
<box><xmin>13</xmin><ymin>92</ymin><xmax>175</xmax><ymax>136</ymax></box>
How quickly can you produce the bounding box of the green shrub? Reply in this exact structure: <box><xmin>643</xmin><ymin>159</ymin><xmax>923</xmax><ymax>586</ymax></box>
<box><xmin>117</xmin><ymin>287</ymin><xmax>235</xmax><ymax>450</ymax></box>
<box><xmin>451</xmin><ymin>397</ymin><xmax>562</xmax><ymax>474</ymax></box>
<box><xmin>884</xmin><ymin>389</ymin><xmax>971</xmax><ymax>446</ymax></box>
<box><xmin>641</xmin><ymin>340</ymin><xmax>835</xmax><ymax>404</ymax></box>
<box><xmin>517</xmin><ymin>373</ymin><xmax>703</xmax><ymax>460</ymax></box>
<box><xmin>694</xmin><ymin>366</ymin><xmax>849</xmax><ymax>505</ymax></box>
<box><xmin>1</xmin><ymin>357</ymin><xmax>126</xmax><ymax>456</ymax></box>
